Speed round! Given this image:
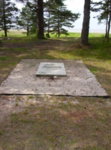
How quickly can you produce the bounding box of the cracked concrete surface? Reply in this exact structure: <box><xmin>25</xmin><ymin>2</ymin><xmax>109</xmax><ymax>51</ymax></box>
<box><xmin>0</xmin><ymin>59</ymin><xmax>108</xmax><ymax>96</ymax></box>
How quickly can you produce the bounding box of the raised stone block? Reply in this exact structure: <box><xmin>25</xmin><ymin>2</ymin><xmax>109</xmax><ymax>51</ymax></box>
<box><xmin>36</xmin><ymin>62</ymin><xmax>67</xmax><ymax>76</ymax></box>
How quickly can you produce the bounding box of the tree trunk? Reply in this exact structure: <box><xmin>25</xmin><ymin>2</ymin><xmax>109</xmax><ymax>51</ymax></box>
<box><xmin>58</xmin><ymin>11</ymin><xmax>60</xmax><ymax>38</ymax></box>
<box><xmin>107</xmin><ymin>14</ymin><xmax>111</xmax><ymax>42</ymax></box>
<box><xmin>27</xmin><ymin>25</ymin><xmax>29</xmax><ymax>36</ymax></box>
<box><xmin>37</xmin><ymin>0</ymin><xmax>44</xmax><ymax>39</ymax></box>
<box><xmin>3</xmin><ymin>0</ymin><xmax>7</xmax><ymax>37</ymax></box>
<box><xmin>105</xmin><ymin>1</ymin><xmax>109</xmax><ymax>38</ymax></box>
<box><xmin>48</xmin><ymin>11</ymin><xmax>50</xmax><ymax>35</ymax></box>
<box><xmin>105</xmin><ymin>18</ymin><xmax>108</xmax><ymax>38</ymax></box>
<box><xmin>106</xmin><ymin>0</ymin><xmax>111</xmax><ymax>42</ymax></box>
<box><xmin>81</xmin><ymin>0</ymin><xmax>90</xmax><ymax>45</ymax></box>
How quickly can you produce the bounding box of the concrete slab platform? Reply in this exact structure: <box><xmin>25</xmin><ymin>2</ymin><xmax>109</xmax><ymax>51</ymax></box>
<box><xmin>0</xmin><ymin>59</ymin><xmax>108</xmax><ymax>96</ymax></box>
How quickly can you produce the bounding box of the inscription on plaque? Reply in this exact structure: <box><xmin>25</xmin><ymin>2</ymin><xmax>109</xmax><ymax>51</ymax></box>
<box><xmin>36</xmin><ymin>62</ymin><xmax>67</xmax><ymax>76</ymax></box>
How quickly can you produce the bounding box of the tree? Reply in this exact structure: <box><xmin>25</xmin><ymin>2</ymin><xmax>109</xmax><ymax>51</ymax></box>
<box><xmin>17</xmin><ymin>0</ymin><xmax>44</xmax><ymax>39</ymax></box>
<box><xmin>44</xmin><ymin>0</ymin><xmax>79</xmax><ymax>37</ymax></box>
<box><xmin>17</xmin><ymin>2</ymin><xmax>37</xmax><ymax>36</ymax></box>
<box><xmin>44</xmin><ymin>0</ymin><xmax>64</xmax><ymax>37</ymax></box>
<box><xmin>51</xmin><ymin>9</ymin><xmax>79</xmax><ymax>37</ymax></box>
<box><xmin>37</xmin><ymin>0</ymin><xmax>44</xmax><ymax>39</ymax></box>
<box><xmin>0</xmin><ymin>40</ymin><xmax>2</xmax><ymax>47</ymax></box>
<box><xmin>81</xmin><ymin>0</ymin><xmax>91</xmax><ymax>45</ymax></box>
<box><xmin>91</xmin><ymin>0</ymin><xmax>111</xmax><ymax>42</ymax></box>
<box><xmin>0</xmin><ymin>0</ymin><xmax>19</xmax><ymax>37</ymax></box>
<box><xmin>17</xmin><ymin>0</ymin><xmax>79</xmax><ymax>39</ymax></box>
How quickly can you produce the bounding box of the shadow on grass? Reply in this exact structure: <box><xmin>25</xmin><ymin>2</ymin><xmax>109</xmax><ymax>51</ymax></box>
<box><xmin>1</xmin><ymin>37</ymin><xmax>111</xmax><ymax>62</ymax></box>
<box><xmin>52</xmin><ymin>37</ymin><xmax>111</xmax><ymax>61</ymax></box>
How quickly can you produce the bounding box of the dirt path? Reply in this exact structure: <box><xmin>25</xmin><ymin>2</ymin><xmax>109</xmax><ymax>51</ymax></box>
<box><xmin>0</xmin><ymin>95</ymin><xmax>111</xmax><ymax>150</ymax></box>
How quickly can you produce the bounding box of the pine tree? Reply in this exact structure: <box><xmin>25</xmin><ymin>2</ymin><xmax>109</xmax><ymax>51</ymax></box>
<box><xmin>91</xmin><ymin>0</ymin><xmax>111</xmax><ymax>41</ymax></box>
<box><xmin>44</xmin><ymin>0</ymin><xmax>79</xmax><ymax>37</ymax></box>
<box><xmin>17</xmin><ymin>0</ymin><xmax>79</xmax><ymax>39</ymax></box>
<box><xmin>17</xmin><ymin>2</ymin><xmax>37</xmax><ymax>36</ymax></box>
<box><xmin>18</xmin><ymin>0</ymin><xmax>44</xmax><ymax>39</ymax></box>
<box><xmin>81</xmin><ymin>0</ymin><xmax>91</xmax><ymax>45</ymax></box>
<box><xmin>52</xmin><ymin>9</ymin><xmax>79</xmax><ymax>37</ymax></box>
<box><xmin>37</xmin><ymin>0</ymin><xmax>44</xmax><ymax>39</ymax></box>
<box><xmin>0</xmin><ymin>0</ymin><xmax>19</xmax><ymax>37</ymax></box>
<box><xmin>44</xmin><ymin>0</ymin><xmax>65</xmax><ymax>37</ymax></box>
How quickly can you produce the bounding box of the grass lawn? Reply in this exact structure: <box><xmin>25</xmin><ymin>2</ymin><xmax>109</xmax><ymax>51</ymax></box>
<box><xmin>0</xmin><ymin>31</ymin><xmax>111</xmax><ymax>150</ymax></box>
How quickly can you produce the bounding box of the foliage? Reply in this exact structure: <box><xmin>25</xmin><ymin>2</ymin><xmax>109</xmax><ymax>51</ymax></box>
<box><xmin>91</xmin><ymin>0</ymin><xmax>111</xmax><ymax>41</ymax></box>
<box><xmin>0</xmin><ymin>0</ymin><xmax>19</xmax><ymax>37</ymax></box>
<box><xmin>44</xmin><ymin>0</ymin><xmax>80</xmax><ymax>37</ymax></box>
<box><xmin>17</xmin><ymin>2</ymin><xmax>37</xmax><ymax>36</ymax></box>
<box><xmin>16</xmin><ymin>0</ymin><xmax>79</xmax><ymax>38</ymax></box>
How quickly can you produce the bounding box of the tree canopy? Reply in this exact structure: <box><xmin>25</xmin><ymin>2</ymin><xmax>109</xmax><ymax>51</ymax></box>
<box><xmin>17</xmin><ymin>2</ymin><xmax>37</xmax><ymax>36</ymax></box>
<box><xmin>0</xmin><ymin>0</ymin><xmax>109</xmax><ymax>44</ymax></box>
<box><xmin>15</xmin><ymin>0</ymin><xmax>80</xmax><ymax>38</ymax></box>
<box><xmin>91</xmin><ymin>0</ymin><xmax>111</xmax><ymax>41</ymax></box>
<box><xmin>0</xmin><ymin>0</ymin><xmax>19</xmax><ymax>37</ymax></box>
<box><xmin>44</xmin><ymin>0</ymin><xmax>79</xmax><ymax>37</ymax></box>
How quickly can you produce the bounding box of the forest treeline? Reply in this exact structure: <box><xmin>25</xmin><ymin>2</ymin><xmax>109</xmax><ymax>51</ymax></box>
<box><xmin>0</xmin><ymin>0</ymin><xmax>111</xmax><ymax>45</ymax></box>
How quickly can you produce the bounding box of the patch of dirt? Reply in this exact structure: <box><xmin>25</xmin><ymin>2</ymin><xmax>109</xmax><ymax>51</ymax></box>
<box><xmin>0</xmin><ymin>95</ymin><xmax>111</xmax><ymax>150</ymax></box>
<box><xmin>2</xmin><ymin>39</ymin><xmax>79</xmax><ymax>51</ymax></box>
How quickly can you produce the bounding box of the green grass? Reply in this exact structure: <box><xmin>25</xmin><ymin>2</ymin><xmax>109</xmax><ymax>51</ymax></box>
<box><xmin>0</xmin><ymin>30</ymin><xmax>108</xmax><ymax>38</ymax></box>
<box><xmin>0</xmin><ymin>32</ymin><xmax>111</xmax><ymax>150</ymax></box>
<box><xmin>50</xmin><ymin>32</ymin><xmax>107</xmax><ymax>38</ymax></box>
<box><xmin>0</xmin><ymin>30</ymin><xmax>27</xmax><ymax>37</ymax></box>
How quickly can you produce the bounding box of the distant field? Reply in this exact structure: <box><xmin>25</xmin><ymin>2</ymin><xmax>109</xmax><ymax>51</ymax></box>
<box><xmin>50</xmin><ymin>32</ymin><xmax>105</xmax><ymax>38</ymax></box>
<box><xmin>0</xmin><ymin>30</ymin><xmax>106</xmax><ymax>38</ymax></box>
<box><xmin>0</xmin><ymin>30</ymin><xmax>27</xmax><ymax>37</ymax></box>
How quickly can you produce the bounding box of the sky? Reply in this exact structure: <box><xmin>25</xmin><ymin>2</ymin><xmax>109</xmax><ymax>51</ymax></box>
<box><xmin>16</xmin><ymin>0</ymin><xmax>106</xmax><ymax>33</ymax></box>
<box><xmin>64</xmin><ymin>0</ymin><xmax>106</xmax><ymax>33</ymax></box>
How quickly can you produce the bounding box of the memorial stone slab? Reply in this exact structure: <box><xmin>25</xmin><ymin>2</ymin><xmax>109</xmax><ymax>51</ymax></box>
<box><xmin>36</xmin><ymin>62</ymin><xmax>67</xmax><ymax>76</ymax></box>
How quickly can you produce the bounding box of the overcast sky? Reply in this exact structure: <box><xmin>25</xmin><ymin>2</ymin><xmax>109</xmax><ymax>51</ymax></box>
<box><xmin>64</xmin><ymin>0</ymin><xmax>106</xmax><ymax>32</ymax></box>
<box><xmin>16</xmin><ymin>0</ymin><xmax>106</xmax><ymax>33</ymax></box>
